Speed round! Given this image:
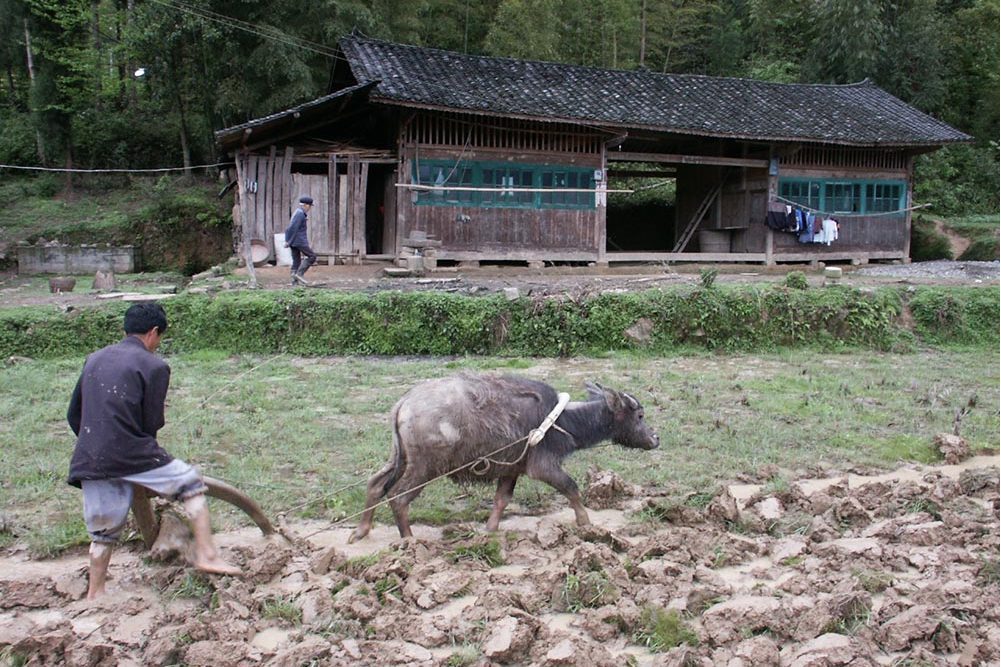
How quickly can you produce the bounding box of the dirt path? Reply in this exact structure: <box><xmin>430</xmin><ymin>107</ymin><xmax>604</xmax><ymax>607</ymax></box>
<box><xmin>2</xmin><ymin>259</ymin><xmax>997</xmax><ymax>311</ymax></box>
<box><xmin>2</xmin><ymin>455</ymin><xmax>997</xmax><ymax>666</ymax></box>
<box><xmin>932</xmin><ymin>218</ymin><xmax>971</xmax><ymax>258</ymax></box>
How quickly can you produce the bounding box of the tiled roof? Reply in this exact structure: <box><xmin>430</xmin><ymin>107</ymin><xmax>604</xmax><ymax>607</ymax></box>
<box><xmin>215</xmin><ymin>82</ymin><xmax>375</xmax><ymax>149</ymax></box>
<box><xmin>338</xmin><ymin>35</ymin><xmax>970</xmax><ymax>148</ymax></box>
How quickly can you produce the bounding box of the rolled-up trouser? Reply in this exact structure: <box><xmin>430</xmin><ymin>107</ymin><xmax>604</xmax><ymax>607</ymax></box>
<box><xmin>290</xmin><ymin>244</ymin><xmax>317</xmax><ymax>276</ymax></box>
<box><xmin>81</xmin><ymin>459</ymin><xmax>207</xmax><ymax>544</ymax></box>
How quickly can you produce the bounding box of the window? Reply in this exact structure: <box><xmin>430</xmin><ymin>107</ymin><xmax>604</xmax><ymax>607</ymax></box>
<box><xmin>415</xmin><ymin>163</ymin><xmax>474</xmax><ymax>204</ymax></box>
<box><xmin>540</xmin><ymin>170</ymin><xmax>592</xmax><ymax>207</ymax></box>
<box><xmin>866</xmin><ymin>183</ymin><xmax>904</xmax><ymax>213</ymax></box>
<box><xmin>779</xmin><ymin>180</ymin><xmax>821</xmax><ymax>209</ymax></box>
<box><xmin>825</xmin><ymin>182</ymin><xmax>861</xmax><ymax>213</ymax></box>
<box><xmin>779</xmin><ymin>178</ymin><xmax>905</xmax><ymax>216</ymax></box>
<box><xmin>414</xmin><ymin>160</ymin><xmax>595</xmax><ymax>210</ymax></box>
<box><xmin>483</xmin><ymin>166</ymin><xmax>534</xmax><ymax>206</ymax></box>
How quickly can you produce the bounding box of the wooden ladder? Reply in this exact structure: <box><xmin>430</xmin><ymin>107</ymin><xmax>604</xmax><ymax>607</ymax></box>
<box><xmin>672</xmin><ymin>171</ymin><xmax>730</xmax><ymax>253</ymax></box>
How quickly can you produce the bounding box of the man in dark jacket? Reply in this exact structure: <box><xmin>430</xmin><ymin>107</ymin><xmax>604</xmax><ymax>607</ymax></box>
<box><xmin>68</xmin><ymin>302</ymin><xmax>240</xmax><ymax>599</ymax></box>
<box><xmin>284</xmin><ymin>195</ymin><xmax>316</xmax><ymax>285</ymax></box>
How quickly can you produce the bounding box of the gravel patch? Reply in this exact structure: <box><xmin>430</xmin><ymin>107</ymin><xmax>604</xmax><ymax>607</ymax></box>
<box><xmin>854</xmin><ymin>260</ymin><xmax>999</xmax><ymax>282</ymax></box>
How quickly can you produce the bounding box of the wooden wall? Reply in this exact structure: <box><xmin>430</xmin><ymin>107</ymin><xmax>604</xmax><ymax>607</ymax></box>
<box><xmin>235</xmin><ymin>149</ymin><xmax>294</xmax><ymax>260</ymax></box>
<box><xmin>236</xmin><ymin>151</ymin><xmax>388</xmax><ymax>260</ymax></box>
<box><xmin>395</xmin><ymin>111</ymin><xmax>606</xmax><ymax>261</ymax></box>
<box><xmin>398</xmin><ymin>149</ymin><xmax>602</xmax><ymax>261</ymax></box>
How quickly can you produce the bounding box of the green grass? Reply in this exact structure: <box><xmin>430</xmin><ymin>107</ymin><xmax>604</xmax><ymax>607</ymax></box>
<box><xmin>943</xmin><ymin>213</ymin><xmax>999</xmax><ymax>239</ymax></box>
<box><xmin>261</xmin><ymin>595</ymin><xmax>303</xmax><ymax>624</ymax></box>
<box><xmin>447</xmin><ymin>538</ymin><xmax>505</xmax><ymax>568</ymax></box>
<box><xmin>167</xmin><ymin>572</ymin><xmax>214</xmax><ymax>602</ymax></box>
<box><xmin>0</xmin><ymin>350</ymin><xmax>998</xmax><ymax>556</ymax></box>
<box><xmin>633</xmin><ymin>606</ymin><xmax>698</xmax><ymax>651</ymax></box>
<box><xmin>0</xmin><ymin>175</ymin><xmax>143</xmax><ymax>247</ymax></box>
<box><xmin>561</xmin><ymin>569</ymin><xmax>615</xmax><ymax>612</ymax></box>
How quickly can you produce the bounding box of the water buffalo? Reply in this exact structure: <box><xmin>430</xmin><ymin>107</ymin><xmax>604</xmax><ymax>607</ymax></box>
<box><xmin>349</xmin><ymin>373</ymin><xmax>659</xmax><ymax>542</ymax></box>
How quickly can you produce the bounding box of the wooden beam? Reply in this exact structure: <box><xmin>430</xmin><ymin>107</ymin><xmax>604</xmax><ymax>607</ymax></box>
<box><xmin>607</xmin><ymin>169</ymin><xmax>677</xmax><ymax>178</ymax></box>
<box><xmin>608</xmin><ymin>152</ymin><xmax>769</xmax><ymax>168</ymax></box>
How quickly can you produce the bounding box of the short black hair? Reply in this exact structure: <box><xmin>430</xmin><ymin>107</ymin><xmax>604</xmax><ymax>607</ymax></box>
<box><xmin>124</xmin><ymin>302</ymin><xmax>168</xmax><ymax>335</ymax></box>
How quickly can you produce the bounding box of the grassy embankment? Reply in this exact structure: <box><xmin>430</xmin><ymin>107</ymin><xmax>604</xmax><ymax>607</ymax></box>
<box><xmin>1</xmin><ymin>349</ymin><xmax>997</xmax><ymax>558</ymax></box>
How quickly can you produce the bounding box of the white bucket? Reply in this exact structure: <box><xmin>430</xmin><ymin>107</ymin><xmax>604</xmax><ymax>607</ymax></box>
<box><xmin>274</xmin><ymin>233</ymin><xmax>293</xmax><ymax>266</ymax></box>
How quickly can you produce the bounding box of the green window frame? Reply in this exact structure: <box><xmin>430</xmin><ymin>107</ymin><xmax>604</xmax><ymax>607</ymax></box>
<box><xmin>414</xmin><ymin>160</ymin><xmax>595</xmax><ymax>210</ymax></box>
<box><xmin>779</xmin><ymin>178</ymin><xmax>906</xmax><ymax>216</ymax></box>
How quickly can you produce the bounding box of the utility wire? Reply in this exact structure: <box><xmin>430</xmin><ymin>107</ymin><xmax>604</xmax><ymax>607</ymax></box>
<box><xmin>0</xmin><ymin>162</ymin><xmax>232</xmax><ymax>173</ymax></box>
<box><xmin>146</xmin><ymin>0</ymin><xmax>341</xmax><ymax>59</ymax></box>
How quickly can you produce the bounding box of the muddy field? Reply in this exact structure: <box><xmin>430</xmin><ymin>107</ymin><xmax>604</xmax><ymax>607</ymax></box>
<box><xmin>1</xmin><ymin>451</ymin><xmax>997</xmax><ymax>666</ymax></box>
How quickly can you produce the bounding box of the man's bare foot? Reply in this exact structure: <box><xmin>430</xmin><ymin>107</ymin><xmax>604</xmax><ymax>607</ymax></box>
<box><xmin>193</xmin><ymin>557</ymin><xmax>242</xmax><ymax>576</ymax></box>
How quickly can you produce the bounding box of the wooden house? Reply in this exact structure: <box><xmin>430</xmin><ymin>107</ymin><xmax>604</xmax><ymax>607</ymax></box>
<box><xmin>215</xmin><ymin>34</ymin><xmax>970</xmax><ymax>267</ymax></box>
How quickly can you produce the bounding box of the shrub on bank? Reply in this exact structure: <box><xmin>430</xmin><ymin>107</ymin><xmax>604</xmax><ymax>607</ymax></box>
<box><xmin>0</xmin><ymin>285</ymin><xmax>996</xmax><ymax>359</ymax></box>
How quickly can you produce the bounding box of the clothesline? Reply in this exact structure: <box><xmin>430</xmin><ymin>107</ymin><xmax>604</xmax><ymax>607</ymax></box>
<box><xmin>396</xmin><ymin>183</ymin><xmax>633</xmax><ymax>193</ymax></box>
<box><xmin>774</xmin><ymin>195</ymin><xmax>931</xmax><ymax>218</ymax></box>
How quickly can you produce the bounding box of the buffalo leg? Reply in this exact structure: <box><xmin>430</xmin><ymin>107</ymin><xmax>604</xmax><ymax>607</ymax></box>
<box><xmin>384</xmin><ymin>472</ymin><xmax>430</xmax><ymax>539</ymax></box>
<box><xmin>349</xmin><ymin>466</ymin><xmax>398</xmax><ymax>543</ymax></box>
<box><xmin>530</xmin><ymin>467</ymin><xmax>591</xmax><ymax>527</ymax></box>
<box><xmin>486</xmin><ymin>476</ymin><xmax>519</xmax><ymax>532</ymax></box>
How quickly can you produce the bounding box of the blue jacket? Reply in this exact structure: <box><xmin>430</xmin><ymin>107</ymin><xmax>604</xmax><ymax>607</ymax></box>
<box><xmin>67</xmin><ymin>336</ymin><xmax>174</xmax><ymax>486</ymax></box>
<box><xmin>284</xmin><ymin>207</ymin><xmax>309</xmax><ymax>247</ymax></box>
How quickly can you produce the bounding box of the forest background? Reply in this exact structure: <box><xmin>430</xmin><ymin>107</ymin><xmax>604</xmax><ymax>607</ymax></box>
<box><xmin>0</xmin><ymin>0</ymin><xmax>997</xmax><ymax>217</ymax></box>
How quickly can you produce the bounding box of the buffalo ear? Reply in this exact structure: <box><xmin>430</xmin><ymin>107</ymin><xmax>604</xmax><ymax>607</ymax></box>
<box><xmin>586</xmin><ymin>381</ymin><xmax>630</xmax><ymax>412</ymax></box>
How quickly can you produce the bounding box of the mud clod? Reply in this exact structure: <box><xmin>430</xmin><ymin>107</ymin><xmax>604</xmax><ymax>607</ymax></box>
<box><xmin>0</xmin><ymin>458</ymin><xmax>998</xmax><ymax>665</ymax></box>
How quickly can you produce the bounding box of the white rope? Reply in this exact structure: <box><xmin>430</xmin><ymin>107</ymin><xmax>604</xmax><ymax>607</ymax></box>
<box><xmin>398</xmin><ymin>183</ymin><xmax>632</xmax><ymax>194</ymax></box>
<box><xmin>774</xmin><ymin>195</ymin><xmax>932</xmax><ymax>218</ymax></box>
<box><xmin>528</xmin><ymin>392</ymin><xmax>570</xmax><ymax>447</ymax></box>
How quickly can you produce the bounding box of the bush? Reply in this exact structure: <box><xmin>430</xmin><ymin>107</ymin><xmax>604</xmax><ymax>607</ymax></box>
<box><xmin>784</xmin><ymin>271</ymin><xmax>809</xmax><ymax>290</ymax></box>
<box><xmin>130</xmin><ymin>178</ymin><xmax>233</xmax><ymax>274</ymax></box>
<box><xmin>958</xmin><ymin>235</ymin><xmax>1000</xmax><ymax>261</ymax></box>
<box><xmin>0</xmin><ymin>109</ymin><xmax>38</xmax><ymax>166</ymax></box>
<box><xmin>1</xmin><ymin>286</ymin><xmax>995</xmax><ymax>359</ymax></box>
<box><xmin>907</xmin><ymin>288</ymin><xmax>1000</xmax><ymax>345</ymax></box>
<box><xmin>910</xmin><ymin>216</ymin><xmax>952</xmax><ymax>261</ymax></box>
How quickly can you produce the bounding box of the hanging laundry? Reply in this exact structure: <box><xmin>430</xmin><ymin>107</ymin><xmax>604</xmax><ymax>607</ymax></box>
<box><xmin>765</xmin><ymin>201</ymin><xmax>786</xmax><ymax>230</ymax></box>
<box><xmin>798</xmin><ymin>212</ymin><xmax>815</xmax><ymax>243</ymax></box>
<box><xmin>819</xmin><ymin>217</ymin><xmax>839</xmax><ymax>245</ymax></box>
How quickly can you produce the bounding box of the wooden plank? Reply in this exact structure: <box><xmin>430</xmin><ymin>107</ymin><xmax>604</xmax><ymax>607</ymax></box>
<box><xmin>346</xmin><ymin>156</ymin><xmax>357</xmax><ymax>255</ymax></box>
<box><xmin>257</xmin><ymin>154</ymin><xmax>270</xmax><ymax>246</ymax></box>
<box><xmin>282</xmin><ymin>147</ymin><xmax>294</xmax><ymax>226</ymax></box>
<box><xmin>334</xmin><ymin>154</ymin><xmax>342</xmax><ymax>255</ymax></box>
<box><xmin>605</xmin><ymin>252</ymin><xmax>766</xmax><ymax>262</ymax></box>
<box><xmin>266</xmin><ymin>147</ymin><xmax>277</xmax><ymax>251</ymax></box>
<box><xmin>608</xmin><ymin>152</ymin><xmax>769</xmax><ymax>168</ymax></box>
<box><xmin>383</xmin><ymin>168</ymin><xmax>397</xmax><ymax>254</ymax></box>
<box><xmin>356</xmin><ymin>161</ymin><xmax>369</xmax><ymax>253</ymax></box>
<box><xmin>331</xmin><ymin>155</ymin><xmax>340</xmax><ymax>255</ymax></box>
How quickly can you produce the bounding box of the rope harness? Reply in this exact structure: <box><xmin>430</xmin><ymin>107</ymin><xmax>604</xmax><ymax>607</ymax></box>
<box><xmin>469</xmin><ymin>392</ymin><xmax>571</xmax><ymax>475</ymax></box>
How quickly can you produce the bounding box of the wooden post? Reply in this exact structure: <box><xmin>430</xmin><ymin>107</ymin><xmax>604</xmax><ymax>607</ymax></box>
<box><xmin>903</xmin><ymin>155</ymin><xmax>913</xmax><ymax>263</ymax></box>
<box><xmin>334</xmin><ymin>154</ymin><xmax>342</xmax><ymax>260</ymax></box>
<box><xmin>234</xmin><ymin>153</ymin><xmax>258</xmax><ymax>287</ymax></box>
